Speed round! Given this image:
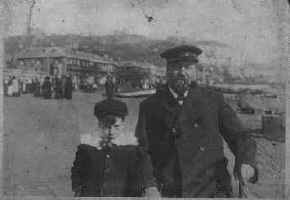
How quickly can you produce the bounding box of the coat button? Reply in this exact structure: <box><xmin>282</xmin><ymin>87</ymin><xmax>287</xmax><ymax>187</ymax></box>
<box><xmin>193</xmin><ymin>123</ymin><xmax>199</xmax><ymax>128</ymax></box>
<box><xmin>172</xmin><ymin>128</ymin><xmax>176</xmax><ymax>133</ymax></box>
<box><xmin>106</xmin><ymin>154</ymin><xmax>110</xmax><ymax>159</ymax></box>
<box><xmin>199</xmin><ymin>146</ymin><xmax>205</xmax><ymax>151</ymax></box>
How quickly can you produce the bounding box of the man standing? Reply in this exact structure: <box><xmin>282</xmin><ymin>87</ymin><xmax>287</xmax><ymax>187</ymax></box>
<box><xmin>33</xmin><ymin>77</ymin><xmax>41</xmax><ymax>97</ymax></box>
<box><xmin>54</xmin><ymin>75</ymin><xmax>63</xmax><ymax>99</ymax></box>
<box><xmin>61</xmin><ymin>75</ymin><xmax>67</xmax><ymax>98</ymax></box>
<box><xmin>64</xmin><ymin>75</ymin><xmax>73</xmax><ymax>99</ymax></box>
<box><xmin>42</xmin><ymin>76</ymin><xmax>52</xmax><ymax>99</ymax></box>
<box><xmin>135</xmin><ymin>45</ymin><xmax>258</xmax><ymax>198</ymax></box>
<box><xmin>11</xmin><ymin>76</ymin><xmax>20</xmax><ymax>97</ymax></box>
<box><xmin>105</xmin><ymin>74</ymin><xmax>115</xmax><ymax>99</ymax></box>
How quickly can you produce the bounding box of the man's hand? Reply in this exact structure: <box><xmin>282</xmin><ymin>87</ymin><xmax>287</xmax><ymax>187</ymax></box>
<box><xmin>144</xmin><ymin>186</ymin><xmax>161</xmax><ymax>198</ymax></box>
<box><xmin>241</xmin><ymin>164</ymin><xmax>255</xmax><ymax>182</ymax></box>
<box><xmin>73</xmin><ymin>186</ymin><xmax>82</xmax><ymax>197</ymax></box>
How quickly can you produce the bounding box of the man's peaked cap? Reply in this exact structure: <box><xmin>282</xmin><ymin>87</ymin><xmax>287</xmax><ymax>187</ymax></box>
<box><xmin>160</xmin><ymin>45</ymin><xmax>202</xmax><ymax>63</ymax></box>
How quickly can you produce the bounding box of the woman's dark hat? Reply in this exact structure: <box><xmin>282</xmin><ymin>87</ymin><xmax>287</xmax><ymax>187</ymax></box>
<box><xmin>94</xmin><ymin>99</ymin><xmax>128</xmax><ymax>120</ymax></box>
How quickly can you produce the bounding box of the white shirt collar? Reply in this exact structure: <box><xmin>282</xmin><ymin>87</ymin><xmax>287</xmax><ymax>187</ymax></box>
<box><xmin>168</xmin><ymin>87</ymin><xmax>189</xmax><ymax>99</ymax></box>
<box><xmin>80</xmin><ymin>130</ymin><xmax>138</xmax><ymax>149</ymax></box>
<box><xmin>168</xmin><ymin>87</ymin><xmax>189</xmax><ymax>105</ymax></box>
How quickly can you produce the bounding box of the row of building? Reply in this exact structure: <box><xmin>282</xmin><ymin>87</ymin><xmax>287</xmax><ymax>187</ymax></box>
<box><xmin>8</xmin><ymin>47</ymin><xmax>116</xmax><ymax>77</ymax></box>
<box><xmin>5</xmin><ymin>47</ymin><xmax>167</xmax><ymax>91</ymax></box>
<box><xmin>6</xmin><ymin>46</ymin><xmax>218</xmax><ymax>91</ymax></box>
<box><xmin>8</xmin><ymin>46</ymin><xmax>274</xmax><ymax>91</ymax></box>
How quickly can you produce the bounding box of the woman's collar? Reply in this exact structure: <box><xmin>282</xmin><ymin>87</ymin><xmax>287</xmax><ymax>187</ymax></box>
<box><xmin>80</xmin><ymin>132</ymin><xmax>138</xmax><ymax>149</ymax></box>
<box><xmin>80</xmin><ymin>134</ymin><xmax>103</xmax><ymax>149</ymax></box>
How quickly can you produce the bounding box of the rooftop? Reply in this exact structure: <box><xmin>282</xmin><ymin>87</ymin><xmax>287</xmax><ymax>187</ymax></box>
<box><xmin>16</xmin><ymin>46</ymin><xmax>117</xmax><ymax>65</ymax></box>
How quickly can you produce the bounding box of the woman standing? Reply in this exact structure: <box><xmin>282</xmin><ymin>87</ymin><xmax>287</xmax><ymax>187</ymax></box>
<box><xmin>71</xmin><ymin>99</ymin><xmax>160</xmax><ymax>197</ymax></box>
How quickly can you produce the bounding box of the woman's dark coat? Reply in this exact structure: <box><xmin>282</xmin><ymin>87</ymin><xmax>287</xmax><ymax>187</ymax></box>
<box><xmin>71</xmin><ymin>144</ymin><xmax>156</xmax><ymax>197</ymax></box>
<box><xmin>135</xmin><ymin>84</ymin><xmax>257</xmax><ymax>198</ymax></box>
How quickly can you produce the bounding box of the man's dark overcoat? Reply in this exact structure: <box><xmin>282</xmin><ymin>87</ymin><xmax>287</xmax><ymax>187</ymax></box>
<box><xmin>71</xmin><ymin>144</ymin><xmax>156</xmax><ymax>197</ymax></box>
<box><xmin>33</xmin><ymin>80</ymin><xmax>41</xmax><ymax>97</ymax></box>
<box><xmin>135</xmin><ymin>83</ymin><xmax>257</xmax><ymax>198</ymax></box>
<box><xmin>64</xmin><ymin>77</ymin><xmax>73</xmax><ymax>99</ymax></box>
<box><xmin>54</xmin><ymin>77</ymin><xmax>63</xmax><ymax>99</ymax></box>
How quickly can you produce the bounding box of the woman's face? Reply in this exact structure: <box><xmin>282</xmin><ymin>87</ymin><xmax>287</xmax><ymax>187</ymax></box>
<box><xmin>110</xmin><ymin>117</ymin><xmax>125</xmax><ymax>138</ymax></box>
<box><xmin>98</xmin><ymin>117</ymin><xmax>125</xmax><ymax>139</ymax></box>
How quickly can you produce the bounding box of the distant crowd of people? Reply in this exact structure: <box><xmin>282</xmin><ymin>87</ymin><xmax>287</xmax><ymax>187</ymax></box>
<box><xmin>4</xmin><ymin>75</ymin><xmax>73</xmax><ymax>100</ymax></box>
<box><xmin>3</xmin><ymin>73</ymin><xmax>167</xmax><ymax>100</ymax></box>
<box><xmin>115</xmin><ymin>76</ymin><xmax>166</xmax><ymax>93</ymax></box>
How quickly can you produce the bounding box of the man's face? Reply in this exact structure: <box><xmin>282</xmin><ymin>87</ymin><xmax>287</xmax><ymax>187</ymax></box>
<box><xmin>167</xmin><ymin>62</ymin><xmax>197</xmax><ymax>95</ymax></box>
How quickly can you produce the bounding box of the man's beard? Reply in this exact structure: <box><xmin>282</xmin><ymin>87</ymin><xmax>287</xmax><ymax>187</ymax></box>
<box><xmin>170</xmin><ymin>77</ymin><xmax>190</xmax><ymax>96</ymax></box>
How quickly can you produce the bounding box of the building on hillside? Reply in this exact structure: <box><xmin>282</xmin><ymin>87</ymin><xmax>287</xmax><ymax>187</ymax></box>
<box><xmin>14</xmin><ymin>46</ymin><xmax>118</xmax><ymax>79</ymax></box>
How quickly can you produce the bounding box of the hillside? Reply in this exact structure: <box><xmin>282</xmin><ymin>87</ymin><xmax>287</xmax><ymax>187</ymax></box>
<box><xmin>4</xmin><ymin>34</ymin><xmax>178</xmax><ymax>67</ymax></box>
<box><xmin>4</xmin><ymin>34</ymin><xmax>233</xmax><ymax>66</ymax></box>
<box><xmin>4</xmin><ymin>34</ymin><xmax>282</xmax><ymax>83</ymax></box>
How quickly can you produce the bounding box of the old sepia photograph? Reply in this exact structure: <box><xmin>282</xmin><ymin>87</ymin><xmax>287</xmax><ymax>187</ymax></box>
<box><xmin>0</xmin><ymin>0</ymin><xmax>289</xmax><ymax>199</ymax></box>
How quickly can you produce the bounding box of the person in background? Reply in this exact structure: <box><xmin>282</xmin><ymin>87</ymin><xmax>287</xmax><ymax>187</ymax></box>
<box><xmin>71</xmin><ymin>98</ymin><xmax>160</xmax><ymax>197</ymax></box>
<box><xmin>54</xmin><ymin>75</ymin><xmax>63</xmax><ymax>99</ymax></box>
<box><xmin>22</xmin><ymin>78</ymin><xmax>28</xmax><ymax>94</ymax></box>
<box><xmin>61</xmin><ymin>75</ymin><xmax>67</xmax><ymax>98</ymax></box>
<box><xmin>30</xmin><ymin>77</ymin><xmax>36</xmax><ymax>94</ymax></box>
<box><xmin>64</xmin><ymin>75</ymin><xmax>73</xmax><ymax>100</ymax></box>
<box><xmin>11</xmin><ymin>76</ymin><xmax>20</xmax><ymax>97</ymax></box>
<box><xmin>4</xmin><ymin>77</ymin><xmax>10</xmax><ymax>96</ymax></box>
<box><xmin>19</xmin><ymin>77</ymin><xmax>24</xmax><ymax>94</ymax></box>
<box><xmin>42</xmin><ymin>76</ymin><xmax>52</xmax><ymax>99</ymax></box>
<box><xmin>33</xmin><ymin>77</ymin><xmax>41</xmax><ymax>97</ymax></box>
<box><xmin>105</xmin><ymin>74</ymin><xmax>114</xmax><ymax>99</ymax></box>
<box><xmin>7</xmin><ymin>76</ymin><xmax>14</xmax><ymax>97</ymax></box>
<box><xmin>72</xmin><ymin>75</ymin><xmax>78</xmax><ymax>90</ymax></box>
<box><xmin>26</xmin><ymin>77</ymin><xmax>32</xmax><ymax>93</ymax></box>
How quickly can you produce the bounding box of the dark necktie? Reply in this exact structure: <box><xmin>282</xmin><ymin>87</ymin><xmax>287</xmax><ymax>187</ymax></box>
<box><xmin>176</xmin><ymin>95</ymin><xmax>185</xmax><ymax>106</ymax></box>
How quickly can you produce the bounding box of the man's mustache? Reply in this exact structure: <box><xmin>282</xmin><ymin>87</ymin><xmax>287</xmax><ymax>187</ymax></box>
<box><xmin>174</xmin><ymin>76</ymin><xmax>188</xmax><ymax>83</ymax></box>
<box><xmin>175</xmin><ymin>79</ymin><xmax>186</xmax><ymax>85</ymax></box>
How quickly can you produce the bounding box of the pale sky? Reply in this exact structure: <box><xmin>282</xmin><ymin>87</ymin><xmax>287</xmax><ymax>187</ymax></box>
<box><xmin>6</xmin><ymin>0</ymin><xmax>283</xmax><ymax>65</ymax></box>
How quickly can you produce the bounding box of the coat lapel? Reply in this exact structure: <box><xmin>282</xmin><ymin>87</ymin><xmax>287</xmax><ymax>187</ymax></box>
<box><xmin>159</xmin><ymin>86</ymin><xmax>179</xmax><ymax>113</ymax></box>
<box><xmin>158</xmin><ymin>86</ymin><xmax>181</xmax><ymax>128</ymax></box>
<box><xmin>158</xmin><ymin>84</ymin><xmax>205</xmax><ymax>131</ymax></box>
